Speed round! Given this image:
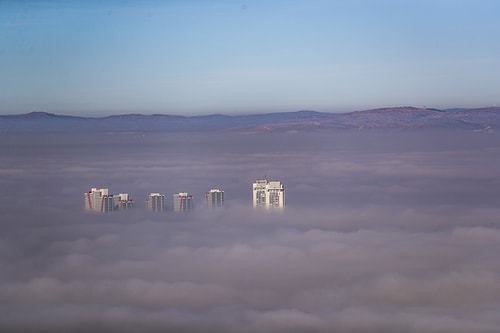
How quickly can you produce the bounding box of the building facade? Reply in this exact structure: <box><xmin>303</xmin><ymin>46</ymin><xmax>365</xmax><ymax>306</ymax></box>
<box><xmin>117</xmin><ymin>193</ymin><xmax>133</xmax><ymax>210</ymax></box>
<box><xmin>85</xmin><ymin>188</ymin><xmax>133</xmax><ymax>212</ymax></box>
<box><xmin>173</xmin><ymin>192</ymin><xmax>193</xmax><ymax>212</ymax></box>
<box><xmin>146</xmin><ymin>193</ymin><xmax>165</xmax><ymax>212</ymax></box>
<box><xmin>252</xmin><ymin>179</ymin><xmax>285</xmax><ymax>209</ymax></box>
<box><xmin>206</xmin><ymin>189</ymin><xmax>224</xmax><ymax>208</ymax></box>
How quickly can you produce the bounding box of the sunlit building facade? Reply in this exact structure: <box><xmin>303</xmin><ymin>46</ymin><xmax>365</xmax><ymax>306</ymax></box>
<box><xmin>84</xmin><ymin>188</ymin><xmax>133</xmax><ymax>212</ymax></box>
<box><xmin>252</xmin><ymin>179</ymin><xmax>285</xmax><ymax>209</ymax></box>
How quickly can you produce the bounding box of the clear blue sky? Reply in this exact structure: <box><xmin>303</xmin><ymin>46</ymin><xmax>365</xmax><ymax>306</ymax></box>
<box><xmin>1</xmin><ymin>0</ymin><xmax>499</xmax><ymax>116</ymax></box>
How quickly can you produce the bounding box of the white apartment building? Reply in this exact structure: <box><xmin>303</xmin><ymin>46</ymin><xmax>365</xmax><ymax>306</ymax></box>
<box><xmin>84</xmin><ymin>188</ymin><xmax>133</xmax><ymax>212</ymax></box>
<box><xmin>205</xmin><ymin>189</ymin><xmax>224</xmax><ymax>208</ymax></box>
<box><xmin>146</xmin><ymin>193</ymin><xmax>165</xmax><ymax>212</ymax></box>
<box><xmin>173</xmin><ymin>192</ymin><xmax>193</xmax><ymax>212</ymax></box>
<box><xmin>252</xmin><ymin>179</ymin><xmax>285</xmax><ymax>209</ymax></box>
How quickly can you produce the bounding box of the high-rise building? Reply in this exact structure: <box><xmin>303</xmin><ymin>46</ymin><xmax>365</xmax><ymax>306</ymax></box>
<box><xmin>117</xmin><ymin>193</ymin><xmax>133</xmax><ymax>210</ymax></box>
<box><xmin>252</xmin><ymin>179</ymin><xmax>285</xmax><ymax>209</ymax></box>
<box><xmin>206</xmin><ymin>189</ymin><xmax>224</xmax><ymax>208</ymax></box>
<box><xmin>85</xmin><ymin>187</ymin><xmax>112</xmax><ymax>212</ymax></box>
<box><xmin>146</xmin><ymin>193</ymin><xmax>165</xmax><ymax>212</ymax></box>
<box><xmin>84</xmin><ymin>188</ymin><xmax>133</xmax><ymax>212</ymax></box>
<box><xmin>85</xmin><ymin>188</ymin><xmax>108</xmax><ymax>212</ymax></box>
<box><xmin>267</xmin><ymin>181</ymin><xmax>285</xmax><ymax>208</ymax></box>
<box><xmin>253</xmin><ymin>180</ymin><xmax>268</xmax><ymax>208</ymax></box>
<box><xmin>173</xmin><ymin>192</ymin><xmax>193</xmax><ymax>212</ymax></box>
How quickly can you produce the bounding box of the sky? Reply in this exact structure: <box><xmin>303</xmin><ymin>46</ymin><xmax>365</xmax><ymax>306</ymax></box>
<box><xmin>2</xmin><ymin>130</ymin><xmax>500</xmax><ymax>332</ymax></box>
<box><xmin>1</xmin><ymin>0</ymin><xmax>500</xmax><ymax>116</ymax></box>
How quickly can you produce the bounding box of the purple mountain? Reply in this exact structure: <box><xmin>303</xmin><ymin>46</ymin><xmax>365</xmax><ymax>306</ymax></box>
<box><xmin>1</xmin><ymin>107</ymin><xmax>499</xmax><ymax>133</ymax></box>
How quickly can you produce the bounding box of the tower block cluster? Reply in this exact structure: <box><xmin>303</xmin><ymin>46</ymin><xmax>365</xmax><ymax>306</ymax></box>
<box><xmin>85</xmin><ymin>188</ymin><xmax>133</xmax><ymax>213</ymax></box>
<box><xmin>84</xmin><ymin>179</ymin><xmax>285</xmax><ymax>213</ymax></box>
<box><xmin>84</xmin><ymin>188</ymin><xmax>224</xmax><ymax>213</ymax></box>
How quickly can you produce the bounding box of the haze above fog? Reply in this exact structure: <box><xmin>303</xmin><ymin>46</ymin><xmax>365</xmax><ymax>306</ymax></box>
<box><xmin>1</xmin><ymin>130</ymin><xmax>500</xmax><ymax>332</ymax></box>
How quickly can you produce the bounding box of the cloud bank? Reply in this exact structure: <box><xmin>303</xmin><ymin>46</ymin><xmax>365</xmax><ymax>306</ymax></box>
<box><xmin>1</xmin><ymin>131</ymin><xmax>500</xmax><ymax>332</ymax></box>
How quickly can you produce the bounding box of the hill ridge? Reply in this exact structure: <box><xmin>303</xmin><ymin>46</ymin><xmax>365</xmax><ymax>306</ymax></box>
<box><xmin>1</xmin><ymin>107</ymin><xmax>500</xmax><ymax>133</ymax></box>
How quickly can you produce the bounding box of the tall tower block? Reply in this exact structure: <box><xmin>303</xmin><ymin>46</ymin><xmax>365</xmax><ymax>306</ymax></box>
<box><xmin>206</xmin><ymin>189</ymin><xmax>224</xmax><ymax>208</ymax></box>
<box><xmin>252</xmin><ymin>179</ymin><xmax>285</xmax><ymax>209</ymax></box>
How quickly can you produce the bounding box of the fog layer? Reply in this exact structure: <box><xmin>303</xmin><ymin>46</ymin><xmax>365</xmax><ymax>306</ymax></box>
<box><xmin>1</xmin><ymin>131</ymin><xmax>500</xmax><ymax>332</ymax></box>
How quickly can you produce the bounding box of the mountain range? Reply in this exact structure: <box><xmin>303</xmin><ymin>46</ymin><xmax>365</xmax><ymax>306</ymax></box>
<box><xmin>1</xmin><ymin>106</ymin><xmax>499</xmax><ymax>133</ymax></box>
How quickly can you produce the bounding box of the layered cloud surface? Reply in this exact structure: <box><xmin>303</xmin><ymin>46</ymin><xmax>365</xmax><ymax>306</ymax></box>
<box><xmin>1</xmin><ymin>131</ymin><xmax>500</xmax><ymax>332</ymax></box>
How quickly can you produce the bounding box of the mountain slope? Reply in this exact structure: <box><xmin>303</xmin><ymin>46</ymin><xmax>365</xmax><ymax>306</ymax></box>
<box><xmin>1</xmin><ymin>107</ymin><xmax>499</xmax><ymax>133</ymax></box>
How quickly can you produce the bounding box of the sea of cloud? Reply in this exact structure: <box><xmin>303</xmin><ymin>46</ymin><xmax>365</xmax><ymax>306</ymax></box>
<box><xmin>1</xmin><ymin>130</ymin><xmax>500</xmax><ymax>332</ymax></box>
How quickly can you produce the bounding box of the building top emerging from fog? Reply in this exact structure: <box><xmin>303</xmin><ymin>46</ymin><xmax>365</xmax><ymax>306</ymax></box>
<box><xmin>253</xmin><ymin>179</ymin><xmax>285</xmax><ymax>209</ymax></box>
<box><xmin>146</xmin><ymin>192</ymin><xmax>165</xmax><ymax>212</ymax></box>
<box><xmin>206</xmin><ymin>188</ymin><xmax>224</xmax><ymax>209</ymax></box>
<box><xmin>173</xmin><ymin>192</ymin><xmax>193</xmax><ymax>212</ymax></box>
<box><xmin>85</xmin><ymin>187</ymin><xmax>133</xmax><ymax>213</ymax></box>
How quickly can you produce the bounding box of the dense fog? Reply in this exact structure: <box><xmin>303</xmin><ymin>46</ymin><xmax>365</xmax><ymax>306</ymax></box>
<box><xmin>1</xmin><ymin>130</ymin><xmax>500</xmax><ymax>332</ymax></box>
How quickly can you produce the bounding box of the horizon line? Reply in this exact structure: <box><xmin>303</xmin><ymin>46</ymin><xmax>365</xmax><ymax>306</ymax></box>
<box><xmin>3</xmin><ymin>105</ymin><xmax>500</xmax><ymax>119</ymax></box>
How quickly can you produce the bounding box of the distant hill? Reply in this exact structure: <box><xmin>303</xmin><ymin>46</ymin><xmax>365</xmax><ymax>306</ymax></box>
<box><xmin>1</xmin><ymin>107</ymin><xmax>500</xmax><ymax>133</ymax></box>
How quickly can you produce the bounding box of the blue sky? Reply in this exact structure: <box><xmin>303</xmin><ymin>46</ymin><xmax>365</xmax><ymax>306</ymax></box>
<box><xmin>1</xmin><ymin>0</ymin><xmax>499</xmax><ymax>116</ymax></box>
